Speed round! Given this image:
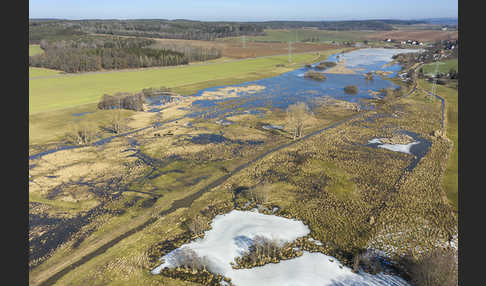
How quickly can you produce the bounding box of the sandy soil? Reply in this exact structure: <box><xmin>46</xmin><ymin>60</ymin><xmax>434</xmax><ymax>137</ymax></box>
<box><xmin>322</xmin><ymin>59</ymin><xmax>356</xmax><ymax>74</ymax></box>
<box><xmin>200</xmin><ymin>85</ymin><xmax>266</xmax><ymax>100</ymax></box>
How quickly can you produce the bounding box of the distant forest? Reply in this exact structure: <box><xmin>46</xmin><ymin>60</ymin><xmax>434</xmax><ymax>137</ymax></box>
<box><xmin>29</xmin><ymin>35</ymin><xmax>221</xmax><ymax>73</ymax></box>
<box><xmin>254</xmin><ymin>19</ymin><xmax>427</xmax><ymax>30</ymax></box>
<box><xmin>29</xmin><ymin>19</ymin><xmax>428</xmax><ymax>43</ymax></box>
<box><xmin>29</xmin><ymin>19</ymin><xmax>265</xmax><ymax>42</ymax></box>
<box><xmin>28</xmin><ymin>18</ymin><xmax>429</xmax><ymax>73</ymax></box>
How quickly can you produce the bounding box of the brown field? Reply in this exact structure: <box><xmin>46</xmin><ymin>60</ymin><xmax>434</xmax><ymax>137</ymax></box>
<box><xmin>92</xmin><ymin>34</ymin><xmax>336</xmax><ymax>59</ymax></box>
<box><xmin>363</xmin><ymin>30</ymin><xmax>458</xmax><ymax>42</ymax></box>
<box><xmin>151</xmin><ymin>37</ymin><xmax>336</xmax><ymax>59</ymax></box>
<box><xmin>219</xmin><ymin>41</ymin><xmax>335</xmax><ymax>58</ymax></box>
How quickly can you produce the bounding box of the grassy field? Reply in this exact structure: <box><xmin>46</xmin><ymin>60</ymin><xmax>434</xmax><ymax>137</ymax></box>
<box><xmin>29</xmin><ymin>44</ymin><xmax>44</xmax><ymax>56</ymax></box>
<box><xmin>419</xmin><ymin>79</ymin><xmax>458</xmax><ymax>212</ymax></box>
<box><xmin>29</xmin><ymin>49</ymin><xmax>345</xmax><ymax>114</ymax></box>
<box><xmin>222</xmin><ymin>29</ymin><xmax>373</xmax><ymax>43</ymax></box>
<box><xmin>29</xmin><ymin>67</ymin><xmax>62</xmax><ymax>78</ymax></box>
<box><xmin>29</xmin><ymin>45</ymin><xmax>63</xmax><ymax>77</ymax></box>
<box><xmin>29</xmin><ymin>103</ymin><xmax>135</xmax><ymax>148</ymax></box>
<box><xmin>422</xmin><ymin>58</ymin><xmax>458</xmax><ymax>75</ymax></box>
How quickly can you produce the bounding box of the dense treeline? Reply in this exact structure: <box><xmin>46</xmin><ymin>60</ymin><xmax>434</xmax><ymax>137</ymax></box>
<box><xmin>29</xmin><ymin>45</ymin><xmax>188</xmax><ymax>73</ymax></box>
<box><xmin>29</xmin><ymin>20</ymin><xmax>86</xmax><ymax>43</ymax></box>
<box><xmin>255</xmin><ymin>19</ymin><xmax>426</xmax><ymax>30</ymax></box>
<box><xmin>29</xmin><ymin>19</ymin><xmax>265</xmax><ymax>42</ymax></box>
<box><xmin>78</xmin><ymin>19</ymin><xmax>265</xmax><ymax>40</ymax></box>
<box><xmin>29</xmin><ymin>36</ymin><xmax>222</xmax><ymax>72</ymax></box>
<box><xmin>148</xmin><ymin>41</ymin><xmax>221</xmax><ymax>62</ymax></box>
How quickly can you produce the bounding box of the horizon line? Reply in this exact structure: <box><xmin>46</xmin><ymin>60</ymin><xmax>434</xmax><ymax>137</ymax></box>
<box><xmin>28</xmin><ymin>16</ymin><xmax>458</xmax><ymax>22</ymax></box>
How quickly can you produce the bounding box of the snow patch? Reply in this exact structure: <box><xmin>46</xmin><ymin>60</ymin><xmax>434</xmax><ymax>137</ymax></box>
<box><xmin>151</xmin><ymin>210</ymin><xmax>410</xmax><ymax>285</ymax></box>
<box><xmin>151</xmin><ymin>210</ymin><xmax>309</xmax><ymax>275</ymax></box>
<box><xmin>368</xmin><ymin>138</ymin><xmax>420</xmax><ymax>155</ymax></box>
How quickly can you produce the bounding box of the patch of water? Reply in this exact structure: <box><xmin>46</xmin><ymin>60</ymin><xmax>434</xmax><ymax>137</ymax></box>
<box><xmin>262</xmin><ymin>125</ymin><xmax>284</xmax><ymax>131</ymax></box>
<box><xmin>72</xmin><ymin>112</ymin><xmax>94</xmax><ymax>117</ymax></box>
<box><xmin>367</xmin><ymin>130</ymin><xmax>431</xmax><ymax>171</ymax></box>
<box><xmin>186</xmin><ymin>49</ymin><xmax>419</xmax><ymax>121</ymax></box>
<box><xmin>188</xmin><ymin>134</ymin><xmax>264</xmax><ymax>146</ymax></box>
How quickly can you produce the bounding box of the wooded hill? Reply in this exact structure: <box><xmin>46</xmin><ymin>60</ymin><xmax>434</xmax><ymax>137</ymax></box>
<box><xmin>29</xmin><ymin>19</ymin><xmax>265</xmax><ymax>42</ymax></box>
<box><xmin>29</xmin><ymin>36</ymin><xmax>221</xmax><ymax>73</ymax></box>
<box><xmin>29</xmin><ymin>19</ymin><xmax>429</xmax><ymax>43</ymax></box>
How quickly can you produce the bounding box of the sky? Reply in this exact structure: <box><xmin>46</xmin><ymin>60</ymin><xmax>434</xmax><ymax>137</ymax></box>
<box><xmin>29</xmin><ymin>0</ymin><xmax>458</xmax><ymax>21</ymax></box>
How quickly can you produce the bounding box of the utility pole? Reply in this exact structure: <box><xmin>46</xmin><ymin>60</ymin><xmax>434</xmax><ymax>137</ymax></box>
<box><xmin>288</xmin><ymin>41</ymin><xmax>292</xmax><ymax>63</ymax></box>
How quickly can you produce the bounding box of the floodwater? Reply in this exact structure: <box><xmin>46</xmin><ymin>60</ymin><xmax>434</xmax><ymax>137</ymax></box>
<box><xmin>72</xmin><ymin>112</ymin><xmax>94</xmax><ymax>117</ymax></box>
<box><xmin>185</xmin><ymin>48</ymin><xmax>422</xmax><ymax>120</ymax></box>
<box><xmin>367</xmin><ymin>130</ymin><xmax>432</xmax><ymax>171</ymax></box>
<box><xmin>31</xmin><ymin>48</ymin><xmax>421</xmax><ymax>161</ymax></box>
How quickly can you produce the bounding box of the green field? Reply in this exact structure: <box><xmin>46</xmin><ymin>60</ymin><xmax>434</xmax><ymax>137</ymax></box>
<box><xmin>29</xmin><ymin>44</ymin><xmax>44</xmax><ymax>56</ymax></box>
<box><xmin>222</xmin><ymin>29</ymin><xmax>373</xmax><ymax>43</ymax></box>
<box><xmin>29</xmin><ymin>45</ymin><xmax>62</xmax><ymax>77</ymax></box>
<box><xmin>29</xmin><ymin>67</ymin><xmax>62</xmax><ymax>78</ymax></box>
<box><xmin>420</xmin><ymin>79</ymin><xmax>458</xmax><ymax>212</ymax></box>
<box><xmin>422</xmin><ymin>58</ymin><xmax>458</xmax><ymax>75</ymax></box>
<box><xmin>29</xmin><ymin>50</ymin><xmax>343</xmax><ymax>114</ymax></box>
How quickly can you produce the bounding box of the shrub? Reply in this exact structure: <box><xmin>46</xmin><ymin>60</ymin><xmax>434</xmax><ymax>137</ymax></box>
<box><xmin>186</xmin><ymin>215</ymin><xmax>209</xmax><ymax>237</ymax></box>
<box><xmin>98</xmin><ymin>92</ymin><xmax>145</xmax><ymax>111</ymax></box>
<box><xmin>315</xmin><ymin>61</ymin><xmax>337</xmax><ymax>70</ymax></box>
<box><xmin>400</xmin><ymin>248</ymin><xmax>458</xmax><ymax>286</ymax></box>
<box><xmin>304</xmin><ymin>71</ymin><xmax>327</xmax><ymax>81</ymax></box>
<box><xmin>66</xmin><ymin>121</ymin><xmax>98</xmax><ymax>145</ymax></box>
<box><xmin>172</xmin><ymin>247</ymin><xmax>211</xmax><ymax>271</ymax></box>
<box><xmin>344</xmin><ymin>85</ymin><xmax>358</xmax><ymax>94</ymax></box>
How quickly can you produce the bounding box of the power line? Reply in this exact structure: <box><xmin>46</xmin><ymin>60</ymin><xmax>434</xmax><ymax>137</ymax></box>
<box><xmin>431</xmin><ymin>50</ymin><xmax>441</xmax><ymax>98</ymax></box>
<box><xmin>288</xmin><ymin>41</ymin><xmax>292</xmax><ymax>63</ymax></box>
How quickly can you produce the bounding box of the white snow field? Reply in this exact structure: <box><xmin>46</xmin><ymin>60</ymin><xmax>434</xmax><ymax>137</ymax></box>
<box><xmin>151</xmin><ymin>210</ymin><xmax>410</xmax><ymax>286</ymax></box>
<box><xmin>368</xmin><ymin>138</ymin><xmax>420</xmax><ymax>155</ymax></box>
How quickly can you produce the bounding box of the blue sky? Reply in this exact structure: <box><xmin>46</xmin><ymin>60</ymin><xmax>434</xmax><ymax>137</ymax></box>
<box><xmin>29</xmin><ymin>0</ymin><xmax>458</xmax><ymax>21</ymax></box>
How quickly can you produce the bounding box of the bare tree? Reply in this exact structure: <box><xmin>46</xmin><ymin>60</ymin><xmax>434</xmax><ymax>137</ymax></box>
<box><xmin>107</xmin><ymin>98</ymin><xmax>130</xmax><ymax>134</ymax></box>
<box><xmin>110</xmin><ymin>106</ymin><xmax>122</xmax><ymax>134</ymax></box>
<box><xmin>253</xmin><ymin>184</ymin><xmax>271</xmax><ymax>205</ymax></box>
<box><xmin>286</xmin><ymin>102</ymin><xmax>312</xmax><ymax>140</ymax></box>
<box><xmin>408</xmin><ymin>248</ymin><xmax>458</xmax><ymax>286</ymax></box>
<box><xmin>68</xmin><ymin>121</ymin><xmax>97</xmax><ymax>145</ymax></box>
<box><xmin>187</xmin><ymin>215</ymin><xmax>209</xmax><ymax>237</ymax></box>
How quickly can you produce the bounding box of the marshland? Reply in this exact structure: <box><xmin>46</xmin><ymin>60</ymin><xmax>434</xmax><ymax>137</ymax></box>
<box><xmin>29</xmin><ymin>16</ymin><xmax>458</xmax><ymax>286</ymax></box>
